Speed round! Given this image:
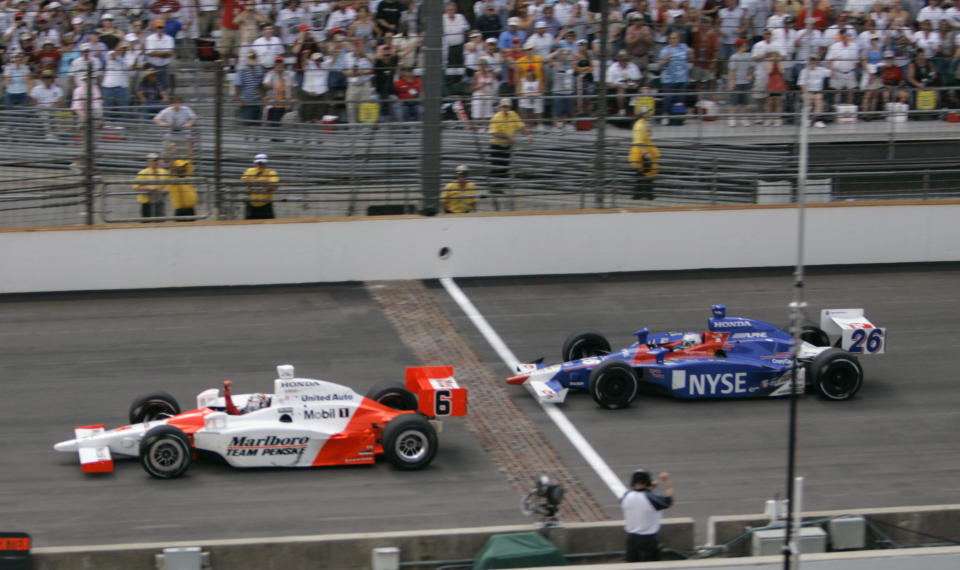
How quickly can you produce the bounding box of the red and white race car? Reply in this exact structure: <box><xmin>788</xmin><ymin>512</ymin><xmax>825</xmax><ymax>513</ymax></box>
<box><xmin>54</xmin><ymin>365</ymin><xmax>467</xmax><ymax>478</ymax></box>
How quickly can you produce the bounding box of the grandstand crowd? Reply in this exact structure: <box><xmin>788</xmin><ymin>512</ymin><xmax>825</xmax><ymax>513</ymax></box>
<box><xmin>1</xmin><ymin>0</ymin><xmax>959</xmax><ymax>129</ymax></box>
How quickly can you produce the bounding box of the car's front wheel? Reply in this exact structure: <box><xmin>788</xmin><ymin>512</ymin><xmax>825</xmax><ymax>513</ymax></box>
<box><xmin>129</xmin><ymin>391</ymin><xmax>181</xmax><ymax>424</ymax></box>
<box><xmin>366</xmin><ymin>382</ymin><xmax>418</xmax><ymax>411</ymax></box>
<box><xmin>139</xmin><ymin>425</ymin><xmax>191</xmax><ymax>479</ymax></box>
<box><xmin>562</xmin><ymin>331</ymin><xmax>611</xmax><ymax>362</ymax></box>
<box><xmin>809</xmin><ymin>348</ymin><xmax>863</xmax><ymax>401</ymax></box>
<box><xmin>588</xmin><ymin>360</ymin><xmax>639</xmax><ymax>409</ymax></box>
<box><xmin>382</xmin><ymin>414</ymin><xmax>438</xmax><ymax>470</ymax></box>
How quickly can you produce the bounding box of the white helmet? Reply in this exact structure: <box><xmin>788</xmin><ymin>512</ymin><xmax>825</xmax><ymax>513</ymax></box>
<box><xmin>680</xmin><ymin>332</ymin><xmax>702</xmax><ymax>349</ymax></box>
<box><xmin>244</xmin><ymin>393</ymin><xmax>269</xmax><ymax>413</ymax></box>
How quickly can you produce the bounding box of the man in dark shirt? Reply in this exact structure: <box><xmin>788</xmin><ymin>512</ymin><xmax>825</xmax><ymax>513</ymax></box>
<box><xmin>476</xmin><ymin>4</ymin><xmax>502</xmax><ymax>40</ymax></box>
<box><xmin>376</xmin><ymin>0</ymin><xmax>406</xmax><ymax>36</ymax></box>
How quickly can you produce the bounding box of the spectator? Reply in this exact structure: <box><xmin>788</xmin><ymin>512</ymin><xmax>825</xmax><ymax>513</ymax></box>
<box><xmin>137</xmin><ymin>69</ymin><xmax>168</xmax><ymax>122</ymax></box>
<box><xmin>441</xmin><ymin>164</ymin><xmax>480</xmax><ymax>213</ymax></box>
<box><xmin>102</xmin><ymin>43</ymin><xmax>133</xmax><ymax>124</ymax></box>
<box><xmin>97</xmin><ymin>14</ymin><xmax>122</xmax><ymax>50</ymax></box>
<box><xmin>501</xmin><ymin>36</ymin><xmax>525</xmax><ymax>95</ymax></box>
<box><xmin>907</xmin><ymin>50</ymin><xmax>939</xmax><ymax>109</ymax></box>
<box><xmin>917</xmin><ymin>0</ymin><xmax>946</xmax><ymax>29</ymax></box>
<box><xmin>373</xmin><ymin>38</ymin><xmax>399</xmax><ymax>119</ymax></box>
<box><xmin>464</xmin><ymin>31</ymin><xmax>486</xmax><ymax>72</ymax></box>
<box><xmin>471</xmin><ymin>57</ymin><xmax>499</xmax><ymax>119</ymax></box>
<box><xmin>84</xmin><ymin>31</ymin><xmax>110</xmax><ymax>68</ymax></box>
<box><xmin>134</xmin><ymin>152</ymin><xmax>169</xmax><ymax>220</ymax></box>
<box><xmin>718</xmin><ymin>0</ymin><xmax>748</xmax><ymax>61</ymax></box>
<box><xmin>480</xmin><ymin>37</ymin><xmax>502</xmax><ymax>71</ymax></box>
<box><xmin>860</xmin><ymin>35</ymin><xmax>885</xmax><ymax>118</ymax></box>
<box><xmin>797</xmin><ymin>54</ymin><xmax>831</xmax><ymax>127</ymax></box>
<box><xmin>826</xmin><ymin>32</ymin><xmax>860</xmax><ymax>105</ymax></box>
<box><xmin>573</xmin><ymin>39</ymin><xmax>596</xmax><ymax>96</ymax></box>
<box><xmin>498</xmin><ymin>16</ymin><xmax>527</xmax><ymax>50</ymax></box>
<box><xmin>514</xmin><ymin>41</ymin><xmax>546</xmax><ymax>91</ymax></box>
<box><xmin>376</xmin><ymin>0</ymin><xmax>407</xmax><ymax>36</ymax></box>
<box><xmin>659</xmin><ymin>31</ymin><xmax>692</xmax><ymax>124</ymax></box>
<box><xmin>629</xmin><ymin>105</ymin><xmax>659</xmax><ymax>200</ymax></box>
<box><xmin>236</xmin><ymin>3</ymin><xmax>271</xmax><ymax>62</ymax></box>
<box><xmin>33</xmin><ymin>40</ymin><xmax>62</xmax><ymax>75</ymax></box>
<box><xmin>764</xmin><ymin>51</ymin><xmax>787</xmax><ymax>125</ymax></box>
<box><xmin>279</xmin><ymin>0</ymin><xmax>310</xmax><ymax>46</ymax></box>
<box><xmin>168</xmin><ymin>159</ymin><xmax>198</xmax><ymax>220</ymax></box>
<box><xmin>792</xmin><ymin>19</ymin><xmax>824</xmax><ymax>79</ymax></box>
<box><xmin>349</xmin><ymin>5</ymin><xmax>379</xmax><ymax>50</ymax></box>
<box><xmin>242</xmin><ymin>153</ymin><xmax>279</xmax><ymax>219</ymax></box>
<box><xmin>197</xmin><ymin>0</ymin><xmax>220</xmax><ymax>39</ymax></box>
<box><xmin>253</xmin><ymin>24</ymin><xmax>285</xmax><ymax>69</ymax></box>
<box><xmin>443</xmin><ymin>2</ymin><xmax>470</xmax><ymax>67</ymax></box>
<box><xmin>551</xmin><ymin>48</ymin><xmax>576</xmax><ymax>132</ymax></box>
<box><xmin>345</xmin><ymin>42</ymin><xmax>375</xmax><ymax>123</ymax></box>
<box><xmin>144</xmin><ymin>19</ymin><xmax>175</xmax><ymax>90</ymax></box>
<box><xmin>326</xmin><ymin>2</ymin><xmax>359</xmax><ymax>35</ymax></box>
<box><xmin>606</xmin><ymin>50</ymin><xmax>642</xmax><ymax>115</ymax></box>
<box><xmin>393</xmin><ymin>65</ymin><xmax>422</xmax><ymax>121</ymax></box>
<box><xmin>879</xmin><ymin>50</ymin><xmax>906</xmax><ymax>109</ymax></box>
<box><xmin>34</xmin><ymin>14</ymin><xmax>62</xmax><ymax>49</ymax></box>
<box><xmin>263</xmin><ymin>56</ymin><xmax>297</xmax><ymax>131</ymax></box>
<box><xmin>488</xmin><ymin>98</ymin><xmax>532</xmax><ymax>185</ymax></box>
<box><xmin>29</xmin><ymin>69</ymin><xmax>65</xmax><ymax>142</ymax></box>
<box><xmin>235</xmin><ymin>51</ymin><xmax>266</xmax><ymax>127</ymax></box>
<box><xmin>621</xmin><ymin>469</ymin><xmax>675</xmax><ymax>562</ymax></box>
<box><xmin>567</xmin><ymin>2</ymin><xmax>594</xmax><ymax>40</ymax></box>
<box><xmin>624</xmin><ymin>13</ymin><xmax>654</xmax><ymax>69</ymax></box>
<box><xmin>476</xmin><ymin>4</ymin><xmax>503</xmax><ymax>40</ymax></box>
<box><xmin>538</xmin><ymin>5</ymin><xmax>562</xmax><ymax>37</ymax></box>
<box><xmin>750</xmin><ymin>29</ymin><xmax>777</xmax><ymax>122</ymax></box>
<box><xmin>727</xmin><ymin>37</ymin><xmax>754</xmax><ymax>126</ymax></box>
<box><xmin>691</xmin><ymin>16</ymin><xmax>721</xmax><ymax>91</ymax></box>
<box><xmin>527</xmin><ymin>21</ymin><xmax>555</xmax><ymax>59</ymax></box>
<box><xmin>57</xmin><ymin>35</ymin><xmax>81</xmax><ymax>92</ymax></box>
<box><xmin>517</xmin><ymin>65</ymin><xmax>544</xmax><ymax>127</ymax></box>
<box><xmin>153</xmin><ymin>95</ymin><xmax>198</xmax><ymax>159</ymax></box>
<box><xmin>300</xmin><ymin>51</ymin><xmax>330</xmax><ymax>122</ymax></box>
<box><xmin>913</xmin><ymin>19</ymin><xmax>942</xmax><ymax>59</ymax></box>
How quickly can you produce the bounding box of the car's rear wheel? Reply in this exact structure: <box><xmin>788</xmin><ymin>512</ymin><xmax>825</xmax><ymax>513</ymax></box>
<box><xmin>588</xmin><ymin>360</ymin><xmax>639</xmax><ymax>409</ymax></box>
<box><xmin>809</xmin><ymin>348</ymin><xmax>863</xmax><ymax>401</ymax></box>
<box><xmin>800</xmin><ymin>325</ymin><xmax>831</xmax><ymax>347</ymax></box>
<box><xmin>139</xmin><ymin>425</ymin><xmax>191</xmax><ymax>479</ymax></box>
<box><xmin>382</xmin><ymin>414</ymin><xmax>437</xmax><ymax>470</ymax></box>
<box><xmin>366</xmin><ymin>382</ymin><xmax>418</xmax><ymax>411</ymax></box>
<box><xmin>562</xmin><ymin>331</ymin><xmax>611</xmax><ymax>362</ymax></box>
<box><xmin>129</xmin><ymin>392</ymin><xmax>181</xmax><ymax>424</ymax></box>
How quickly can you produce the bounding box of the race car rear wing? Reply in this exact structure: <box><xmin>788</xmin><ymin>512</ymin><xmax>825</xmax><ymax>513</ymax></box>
<box><xmin>405</xmin><ymin>366</ymin><xmax>467</xmax><ymax>418</ymax></box>
<box><xmin>820</xmin><ymin>309</ymin><xmax>886</xmax><ymax>355</ymax></box>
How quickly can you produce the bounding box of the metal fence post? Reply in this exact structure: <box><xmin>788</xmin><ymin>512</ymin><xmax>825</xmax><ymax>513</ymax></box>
<box><xmin>214</xmin><ymin>60</ymin><xmax>224</xmax><ymax>219</ymax></box>
<box><xmin>84</xmin><ymin>64</ymin><xmax>95</xmax><ymax>224</ymax></box>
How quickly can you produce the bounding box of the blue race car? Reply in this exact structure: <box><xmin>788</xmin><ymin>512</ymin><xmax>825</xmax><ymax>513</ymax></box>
<box><xmin>506</xmin><ymin>305</ymin><xmax>885</xmax><ymax>409</ymax></box>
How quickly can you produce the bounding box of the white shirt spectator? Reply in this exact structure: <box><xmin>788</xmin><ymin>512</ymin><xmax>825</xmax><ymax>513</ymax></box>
<box><xmin>913</xmin><ymin>30</ymin><xmax>942</xmax><ymax>58</ymax></box>
<box><xmin>526</xmin><ymin>31</ymin><xmax>555</xmax><ymax>58</ymax></box>
<box><xmin>442</xmin><ymin>10</ymin><xmax>470</xmax><ymax>47</ymax></box>
<box><xmin>946</xmin><ymin>6</ymin><xmax>960</xmax><ymax>29</ymax></box>
<box><xmin>844</xmin><ymin>0</ymin><xmax>873</xmax><ymax>17</ymax></box>
<box><xmin>101</xmin><ymin>51</ymin><xmax>131</xmax><ymax>88</ymax></box>
<box><xmin>343</xmin><ymin>51</ymin><xmax>373</xmax><ymax>84</ymax></box>
<box><xmin>857</xmin><ymin>30</ymin><xmax>885</xmax><ymax>52</ymax></box>
<box><xmin>553</xmin><ymin>0</ymin><xmax>574</xmax><ymax>25</ymax></box>
<box><xmin>69</xmin><ymin>54</ymin><xmax>103</xmax><ymax>85</ymax></box>
<box><xmin>718</xmin><ymin>6</ymin><xmax>746</xmax><ymax>45</ymax></box>
<box><xmin>605</xmin><ymin>60</ymin><xmax>642</xmax><ymax>85</ymax></box>
<box><xmin>325</xmin><ymin>6</ymin><xmax>357</xmax><ymax>32</ymax></box>
<box><xmin>253</xmin><ymin>34</ymin><xmax>285</xmax><ymax>68</ymax></box>
<box><xmin>797</xmin><ymin>64</ymin><xmax>831</xmax><ymax>92</ymax></box>
<box><xmin>870</xmin><ymin>10</ymin><xmax>889</xmax><ymax>32</ymax></box>
<box><xmin>143</xmin><ymin>30</ymin><xmax>175</xmax><ymax>67</ymax></box>
<box><xmin>30</xmin><ymin>81</ymin><xmax>64</xmax><ymax>106</ymax></box>
<box><xmin>302</xmin><ymin>56</ymin><xmax>330</xmax><ymax>95</ymax></box>
<box><xmin>823</xmin><ymin>24</ymin><xmax>857</xmax><ymax>42</ymax></box>
<box><xmin>826</xmin><ymin>39</ymin><xmax>860</xmax><ymax>74</ymax></box>
<box><xmin>793</xmin><ymin>28</ymin><xmax>825</xmax><ymax>64</ymax></box>
<box><xmin>916</xmin><ymin>5</ymin><xmax>945</xmax><ymax>29</ymax></box>
<box><xmin>278</xmin><ymin>6</ymin><xmax>309</xmax><ymax>45</ymax></box>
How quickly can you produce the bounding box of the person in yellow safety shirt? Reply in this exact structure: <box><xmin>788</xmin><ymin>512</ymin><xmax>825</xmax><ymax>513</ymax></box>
<box><xmin>628</xmin><ymin>106</ymin><xmax>660</xmax><ymax>200</ymax></box>
<box><xmin>135</xmin><ymin>152</ymin><xmax>169</xmax><ymax>221</ymax></box>
<box><xmin>241</xmin><ymin>153</ymin><xmax>279</xmax><ymax>219</ymax></box>
<box><xmin>488</xmin><ymin>98</ymin><xmax>532</xmax><ymax>190</ymax></box>
<box><xmin>442</xmin><ymin>164</ymin><xmax>480</xmax><ymax>213</ymax></box>
<box><xmin>168</xmin><ymin>159</ymin><xmax>198</xmax><ymax>220</ymax></box>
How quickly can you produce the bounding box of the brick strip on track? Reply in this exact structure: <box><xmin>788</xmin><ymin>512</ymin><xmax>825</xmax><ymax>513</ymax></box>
<box><xmin>366</xmin><ymin>279</ymin><xmax>609</xmax><ymax>523</ymax></box>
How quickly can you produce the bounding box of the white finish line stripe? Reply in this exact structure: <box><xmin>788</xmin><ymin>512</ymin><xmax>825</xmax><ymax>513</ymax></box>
<box><xmin>440</xmin><ymin>277</ymin><xmax>627</xmax><ymax>500</ymax></box>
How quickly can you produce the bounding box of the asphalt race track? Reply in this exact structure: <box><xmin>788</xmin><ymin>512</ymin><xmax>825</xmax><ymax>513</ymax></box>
<box><xmin>3</xmin><ymin>264</ymin><xmax>960</xmax><ymax>548</ymax></box>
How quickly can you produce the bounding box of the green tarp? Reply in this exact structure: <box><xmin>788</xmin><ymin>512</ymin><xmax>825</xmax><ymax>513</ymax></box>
<box><xmin>473</xmin><ymin>532</ymin><xmax>568</xmax><ymax>569</ymax></box>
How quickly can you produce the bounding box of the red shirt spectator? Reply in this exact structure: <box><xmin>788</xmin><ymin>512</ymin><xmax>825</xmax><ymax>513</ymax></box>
<box><xmin>394</xmin><ymin>72</ymin><xmax>422</xmax><ymax>100</ymax></box>
<box><xmin>221</xmin><ymin>0</ymin><xmax>243</xmax><ymax>30</ymax></box>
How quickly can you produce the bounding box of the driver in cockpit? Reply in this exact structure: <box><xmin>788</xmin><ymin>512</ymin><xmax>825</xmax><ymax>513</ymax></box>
<box><xmin>222</xmin><ymin>380</ymin><xmax>271</xmax><ymax>415</ymax></box>
<box><xmin>675</xmin><ymin>332</ymin><xmax>702</xmax><ymax>351</ymax></box>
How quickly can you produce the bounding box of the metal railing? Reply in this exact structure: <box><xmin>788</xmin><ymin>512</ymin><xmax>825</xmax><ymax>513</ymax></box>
<box><xmin>1</xmin><ymin>79</ymin><xmax>958</xmax><ymax>227</ymax></box>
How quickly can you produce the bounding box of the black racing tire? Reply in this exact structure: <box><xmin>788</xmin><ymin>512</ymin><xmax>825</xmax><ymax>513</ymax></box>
<box><xmin>800</xmin><ymin>325</ymin><xmax>831</xmax><ymax>347</ymax></box>
<box><xmin>139</xmin><ymin>425</ymin><xmax>192</xmax><ymax>479</ymax></box>
<box><xmin>366</xmin><ymin>382</ymin><xmax>418</xmax><ymax>411</ymax></box>
<box><xmin>561</xmin><ymin>331</ymin><xmax>612</xmax><ymax>362</ymax></box>
<box><xmin>382</xmin><ymin>414</ymin><xmax>438</xmax><ymax>470</ymax></box>
<box><xmin>588</xmin><ymin>360</ymin><xmax>639</xmax><ymax>409</ymax></box>
<box><xmin>809</xmin><ymin>348</ymin><xmax>863</xmax><ymax>401</ymax></box>
<box><xmin>129</xmin><ymin>391</ymin><xmax>181</xmax><ymax>424</ymax></box>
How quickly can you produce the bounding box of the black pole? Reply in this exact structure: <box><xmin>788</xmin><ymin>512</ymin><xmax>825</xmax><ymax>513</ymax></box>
<box><xmin>593</xmin><ymin>0</ymin><xmax>609</xmax><ymax>208</ymax></box>
<box><xmin>420</xmin><ymin>0</ymin><xmax>442</xmax><ymax>215</ymax></box>
<box><xmin>84</xmin><ymin>64</ymin><xmax>95</xmax><ymax>225</ymax></box>
<box><xmin>214</xmin><ymin>60</ymin><xmax>224</xmax><ymax>219</ymax></box>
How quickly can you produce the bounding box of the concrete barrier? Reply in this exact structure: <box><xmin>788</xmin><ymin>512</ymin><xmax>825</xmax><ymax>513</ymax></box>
<box><xmin>30</xmin><ymin>520</ymin><xmax>694</xmax><ymax>569</ymax></box>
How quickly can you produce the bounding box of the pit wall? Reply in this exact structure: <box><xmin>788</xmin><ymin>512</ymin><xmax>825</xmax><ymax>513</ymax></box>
<box><xmin>2</xmin><ymin>201</ymin><xmax>958</xmax><ymax>294</ymax></box>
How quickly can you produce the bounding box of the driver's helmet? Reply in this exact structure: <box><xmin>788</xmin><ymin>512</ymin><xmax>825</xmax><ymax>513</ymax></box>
<box><xmin>244</xmin><ymin>393</ymin><xmax>269</xmax><ymax>413</ymax></box>
<box><xmin>679</xmin><ymin>332</ymin><xmax>702</xmax><ymax>349</ymax></box>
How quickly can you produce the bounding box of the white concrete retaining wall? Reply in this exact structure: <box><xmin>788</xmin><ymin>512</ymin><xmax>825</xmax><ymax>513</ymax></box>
<box><xmin>1</xmin><ymin>202</ymin><xmax>958</xmax><ymax>294</ymax></box>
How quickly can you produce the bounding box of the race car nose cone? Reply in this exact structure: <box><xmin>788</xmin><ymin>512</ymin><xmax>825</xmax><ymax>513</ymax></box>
<box><xmin>506</xmin><ymin>373</ymin><xmax>530</xmax><ymax>385</ymax></box>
